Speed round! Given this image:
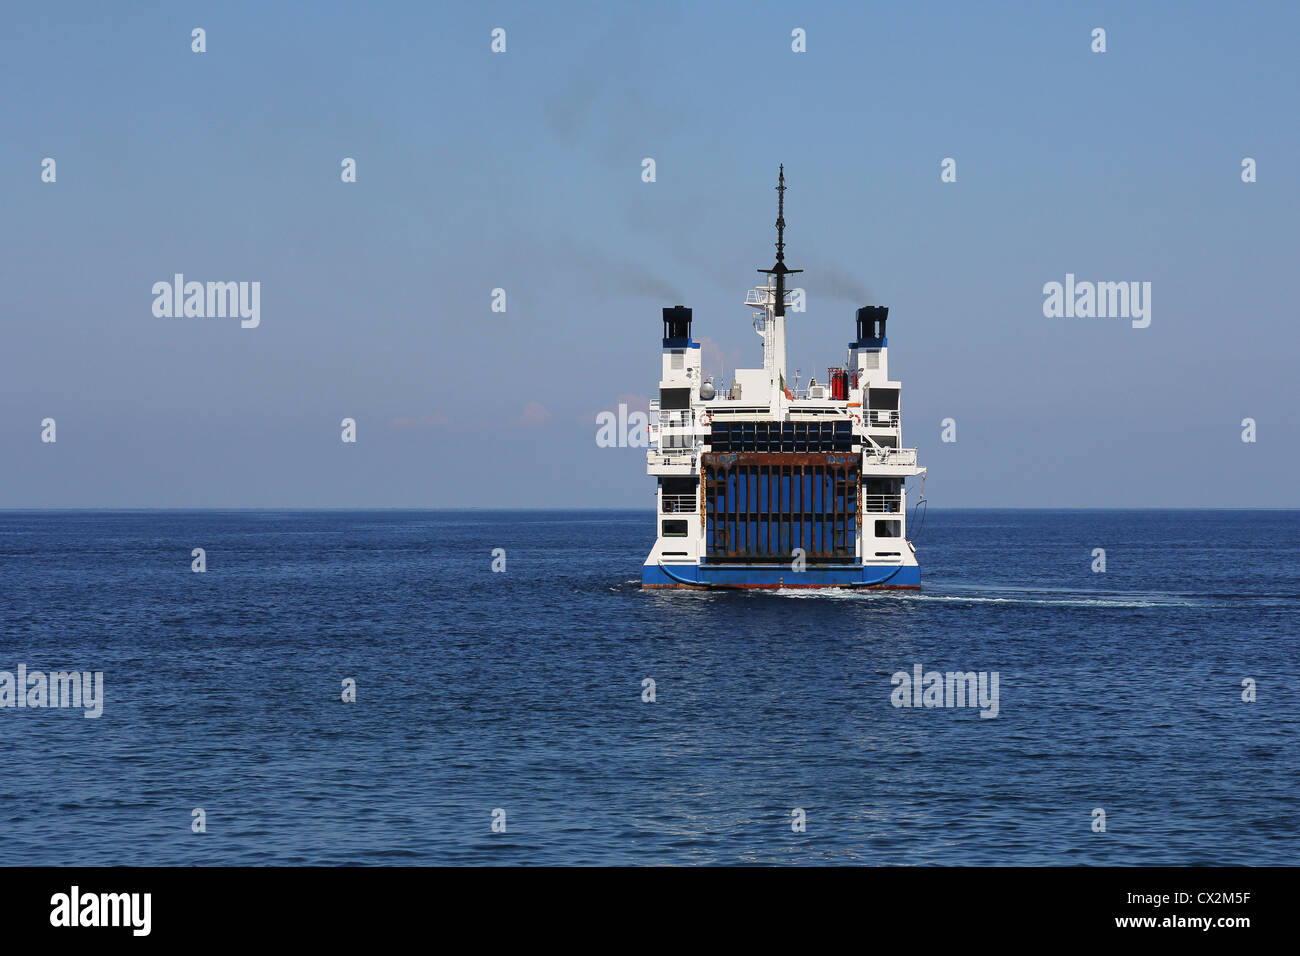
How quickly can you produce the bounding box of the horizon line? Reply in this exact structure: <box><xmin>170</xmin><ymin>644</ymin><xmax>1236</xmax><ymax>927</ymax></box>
<box><xmin>1</xmin><ymin>506</ymin><xmax>1298</xmax><ymax>513</ymax></box>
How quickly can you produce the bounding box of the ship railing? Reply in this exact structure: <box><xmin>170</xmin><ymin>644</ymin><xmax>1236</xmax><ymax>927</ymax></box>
<box><xmin>660</xmin><ymin>494</ymin><xmax>697</xmax><ymax>514</ymax></box>
<box><xmin>863</xmin><ymin>494</ymin><xmax>904</xmax><ymax>513</ymax></box>
<box><xmin>792</xmin><ymin>387</ymin><xmax>843</xmax><ymax>403</ymax></box>
<box><xmin>647</xmin><ymin>447</ymin><xmax>696</xmax><ymax>467</ymax></box>
<box><xmin>787</xmin><ymin>403</ymin><xmax>843</xmax><ymax>415</ymax></box>
<box><xmin>862</xmin><ymin>409</ymin><xmax>900</xmax><ymax>428</ymax></box>
<box><xmin>744</xmin><ymin>286</ymin><xmax>796</xmax><ymax>309</ymax></box>
<box><xmin>863</xmin><ymin>446</ymin><xmax>918</xmax><ymax>466</ymax></box>
<box><xmin>703</xmin><ymin>405</ymin><xmax>769</xmax><ymax>417</ymax></box>
<box><xmin>657</xmin><ymin>409</ymin><xmax>693</xmax><ymax>428</ymax></box>
<box><xmin>645</xmin><ymin>400</ymin><xmax>703</xmax><ymax>429</ymax></box>
<box><xmin>657</xmin><ymin>434</ymin><xmax>696</xmax><ymax>451</ymax></box>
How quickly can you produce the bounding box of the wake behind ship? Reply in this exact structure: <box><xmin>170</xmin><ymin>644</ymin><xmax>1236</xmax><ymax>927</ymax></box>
<box><xmin>643</xmin><ymin>167</ymin><xmax>926</xmax><ymax>589</ymax></box>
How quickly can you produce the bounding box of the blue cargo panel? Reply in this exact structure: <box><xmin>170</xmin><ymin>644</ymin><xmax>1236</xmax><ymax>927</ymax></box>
<box><xmin>702</xmin><ymin>453</ymin><xmax>858</xmax><ymax>565</ymax></box>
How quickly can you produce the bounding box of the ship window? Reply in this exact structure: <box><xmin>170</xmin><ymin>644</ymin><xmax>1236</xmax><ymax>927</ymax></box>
<box><xmin>875</xmin><ymin>519</ymin><xmax>901</xmax><ymax>538</ymax></box>
<box><xmin>660</xmin><ymin>387</ymin><xmax>690</xmax><ymax>410</ymax></box>
<box><xmin>871</xmin><ymin>388</ymin><xmax>899</xmax><ymax>410</ymax></box>
<box><xmin>662</xmin><ymin>520</ymin><xmax>688</xmax><ymax>537</ymax></box>
<box><xmin>661</xmin><ymin>477</ymin><xmax>697</xmax><ymax>495</ymax></box>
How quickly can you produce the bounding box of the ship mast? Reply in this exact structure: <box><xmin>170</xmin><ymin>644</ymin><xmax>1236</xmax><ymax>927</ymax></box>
<box><xmin>757</xmin><ymin>164</ymin><xmax>802</xmax><ymax>401</ymax></box>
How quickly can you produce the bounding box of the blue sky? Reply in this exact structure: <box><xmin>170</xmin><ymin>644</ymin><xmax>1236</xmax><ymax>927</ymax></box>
<box><xmin>2</xmin><ymin>1</ymin><xmax>1296</xmax><ymax>507</ymax></box>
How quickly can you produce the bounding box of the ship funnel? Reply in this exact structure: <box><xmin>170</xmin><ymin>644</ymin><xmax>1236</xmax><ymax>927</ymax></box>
<box><xmin>662</xmin><ymin>305</ymin><xmax>692</xmax><ymax>345</ymax></box>
<box><xmin>855</xmin><ymin>305</ymin><xmax>889</xmax><ymax>344</ymax></box>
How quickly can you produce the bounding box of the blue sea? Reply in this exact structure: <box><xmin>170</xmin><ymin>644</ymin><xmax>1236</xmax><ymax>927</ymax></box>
<box><xmin>0</xmin><ymin>509</ymin><xmax>1296</xmax><ymax>865</ymax></box>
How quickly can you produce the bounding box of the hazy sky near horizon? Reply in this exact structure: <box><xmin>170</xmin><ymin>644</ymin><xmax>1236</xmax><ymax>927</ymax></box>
<box><xmin>3</xmin><ymin>1</ymin><xmax>1297</xmax><ymax>508</ymax></box>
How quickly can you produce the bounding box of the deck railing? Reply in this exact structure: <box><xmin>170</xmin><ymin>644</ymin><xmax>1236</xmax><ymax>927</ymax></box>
<box><xmin>863</xmin><ymin>494</ymin><xmax>904</xmax><ymax>513</ymax></box>
<box><xmin>862</xmin><ymin>408</ymin><xmax>900</xmax><ymax>428</ymax></box>
<box><xmin>647</xmin><ymin>448</ymin><xmax>696</xmax><ymax>468</ymax></box>
<box><xmin>657</xmin><ymin>409</ymin><xmax>693</xmax><ymax>428</ymax></box>
<box><xmin>660</xmin><ymin>493</ymin><xmax>697</xmax><ymax>513</ymax></box>
<box><xmin>863</xmin><ymin>446</ymin><xmax>918</xmax><ymax>466</ymax></box>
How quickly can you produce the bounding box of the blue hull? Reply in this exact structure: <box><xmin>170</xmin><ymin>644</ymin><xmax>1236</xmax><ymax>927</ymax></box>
<box><xmin>642</xmin><ymin>562</ymin><xmax>920</xmax><ymax>589</ymax></box>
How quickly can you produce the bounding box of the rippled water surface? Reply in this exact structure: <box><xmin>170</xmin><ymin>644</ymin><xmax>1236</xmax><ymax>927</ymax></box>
<box><xmin>1</xmin><ymin>509</ymin><xmax>1296</xmax><ymax>865</ymax></box>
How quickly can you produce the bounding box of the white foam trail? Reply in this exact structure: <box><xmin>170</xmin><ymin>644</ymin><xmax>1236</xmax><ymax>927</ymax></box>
<box><xmin>774</xmin><ymin>588</ymin><xmax>1201</xmax><ymax>608</ymax></box>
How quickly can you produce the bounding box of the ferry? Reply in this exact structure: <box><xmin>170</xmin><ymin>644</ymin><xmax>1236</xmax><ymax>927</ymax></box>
<box><xmin>642</xmin><ymin>167</ymin><xmax>926</xmax><ymax>589</ymax></box>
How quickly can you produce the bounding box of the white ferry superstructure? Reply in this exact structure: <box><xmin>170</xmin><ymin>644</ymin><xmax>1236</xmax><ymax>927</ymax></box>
<box><xmin>642</xmin><ymin>166</ymin><xmax>926</xmax><ymax>589</ymax></box>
